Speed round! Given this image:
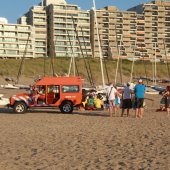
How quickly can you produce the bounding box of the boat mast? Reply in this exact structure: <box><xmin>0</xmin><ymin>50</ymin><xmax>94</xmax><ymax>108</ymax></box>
<box><xmin>80</xmin><ymin>26</ymin><xmax>95</xmax><ymax>87</ymax></box>
<box><xmin>93</xmin><ymin>0</ymin><xmax>105</xmax><ymax>87</ymax></box>
<box><xmin>163</xmin><ymin>39</ymin><xmax>170</xmax><ymax>80</ymax></box>
<box><xmin>72</xmin><ymin>16</ymin><xmax>92</xmax><ymax>85</ymax></box>
<box><xmin>16</xmin><ymin>33</ymin><xmax>30</xmax><ymax>84</ymax></box>
<box><xmin>67</xmin><ymin>30</ymin><xmax>79</xmax><ymax>76</ymax></box>
<box><xmin>71</xmin><ymin>31</ymin><xmax>76</xmax><ymax>76</ymax></box>
<box><xmin>130</xmin><ymin>40</ymin><xmax>137</xmax><ymax>83</ymax></box>
<box><xmin>115</xmin><ymin>34</ymin><xmax>122</xmax><ymax>84</ymax></box>
<box><xmin>154</xmin><ymin>42</ymin><xmax>157</xmax><ymax>85</ymax></box>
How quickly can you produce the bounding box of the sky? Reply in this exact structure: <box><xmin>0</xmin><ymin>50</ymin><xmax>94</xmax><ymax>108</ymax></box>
<box><xmin>0</xmin><ymin>0</ymin><xmax>150</xmax><ymax>24</ymax></box>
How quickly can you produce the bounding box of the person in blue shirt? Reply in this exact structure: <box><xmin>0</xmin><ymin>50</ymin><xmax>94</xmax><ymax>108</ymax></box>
<box><xmin>134</xmin><ymin>79</ymin><xmax>146</xmax><ymax>118</ymax></box>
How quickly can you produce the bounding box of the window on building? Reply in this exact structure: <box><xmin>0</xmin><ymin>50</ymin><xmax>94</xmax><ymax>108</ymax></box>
<box><xmin>6</xmin><ymin>50</ymin><xmax>17</xmax><ymax>54</ymax></box>
<box><xmin>56</xmin><ymin>47</ymin><xmax>66</xmax><ymax>51</ymax></box>
<box><xmin>35</xmin><ymin>42</ymin><xmax>45</xmax><ymax>46</ymax></box>
<box><xmin>55</xmin><ymin>23</ymin><xmax>66</xmax><ymax>28</ymax></box>
<box><xmin>67</xmin><ymin>24</ymin><xmax>73</xmax><ymax>28</ymax></box>
<box><xmin>56</xmin><ymin>53</ymin><xmax>67</xmax><ymax>57</ymax></box>
<box><xmin>34</xmin><ymin>18</ymin><xmax>46</xmax><ymax>22</ymax></box>
<box><xmin>18</xmin><ymin>39</ymin><xmax>32</xmax><ymax>43</ymax></box>
<box><xmin>34</xmin><ymin>13</ymin><xmax>46</xmax><ymax>17</ymax></box>
<box><xmin>56</xmin><ymin>36</ymin><xmax>66</xmax><ymax>40</ymax></box>
<box><xmin>79</xmin><ymin>13</ymin><xmax>89</xmax><ymax>17</ymax></box>
<box><xmin>18</xmin><ymin>33</ymin><xmax>29</xmax><ymax>37</ymax></box>
<box><xmin>4</xmin><ymin>38</ymin><xmax>16</xmax><ymax>42</ymax></box>
<box><xmin>0</xmin><ymin>50</ymin><xmax>4</xmax><ymax>54</ymax></box>
<box><xmin>4</xmin><ymin>32</ymin><xmax>16</xmax><ymax>36</ymax></box>
<box><xmin>67</xmin><ymin>6</ymin><xmax>78</xmax><ymax>10</ymax></box>
<box><xmin>35</xmin><ymin>48</ymin><xmax>46</xmax><ymax>52</ymax></box>
<box><xmin>55</xmin><ymin>13</ymin><xmax>66</xmax><ymax>16</ymax></box>
<box><xmin>79</xmin><ymin>19</ymin><xmax>89</xmax><ymax>23</ymax></box>
<box><xmin>55</xmin><ymin>18</ymin><xmax>65</xmax><ymax>22</ymax></box>
<box><xmin>4</xmin><ymin>25</ymin><xmax>16</xmax><ymax>30</ymax></box>
<box><xmin>55</xmin><ymin>30</ymin><xmax>66</xmax><ymax>34</ymax></box>
<box><xmin>35</xmin><ymin>25</ymin><xmax>46</xmax><ymax>28</ymax></box>
<box><xmin>56</xmin><ymin>41</ymin><xmax>65</xmax><ymax>45</ymax></box>
<box><xmin>18</xmin><ymin>26</ymin><xmax>30</xmax><ymax>31</ymax></box>
<box><xmin>54</xmin><ymin>5</ymin><xmax>66</xmax><ymax>10</ymax></box>
<box><xmin>5</xmin><ymin>44</ymin><xmax>17</xmax><ymax>48</ymax></box>
<box><xmin>35</xmin><ymin>31</ymin><xmax>46</xmax><ymax>34</ymax></box>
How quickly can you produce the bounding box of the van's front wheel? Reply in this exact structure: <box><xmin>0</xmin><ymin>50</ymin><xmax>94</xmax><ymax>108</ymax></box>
<box><xmin>60</xmin><ymin>101</ymin><xmax>73</xmax><ymax>113</ymax></box>
<box><xmin>13</xmin><ymin>102</ymin><xmax>27</xmax><ymax>114</ymax></box>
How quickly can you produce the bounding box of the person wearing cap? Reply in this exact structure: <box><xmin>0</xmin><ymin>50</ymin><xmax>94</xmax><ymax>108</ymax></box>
<box><xmin>121</xmin><ymin>82</ymin><xmax>132</xmax><ymax>117</ymax></box>
<box><xmin>134</xmin><ymin>79</ymin><xmax>146</xmax><ymax>118</ymax></box>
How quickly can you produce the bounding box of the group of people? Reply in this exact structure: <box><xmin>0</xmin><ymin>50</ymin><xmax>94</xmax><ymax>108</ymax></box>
<box><xmin>81</xmin><ymin>93</ymin><xmax>104</xmax><ymax>110</ymax></box>
<box><xmin>106</xmin><ymin>79</ymin><xmax>146</xmax><ymax>118</ymax></box>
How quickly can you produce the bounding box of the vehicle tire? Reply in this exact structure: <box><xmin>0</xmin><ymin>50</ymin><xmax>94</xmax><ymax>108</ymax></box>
<box><xmin>13</xmin><ymin>102</ymin><xmax>27</xmax><ymax>114</ymax></box>
<box><xmin>60</xmin><ymin>101</ymin><xmax>73</xmax><ymax>113</ymax></box>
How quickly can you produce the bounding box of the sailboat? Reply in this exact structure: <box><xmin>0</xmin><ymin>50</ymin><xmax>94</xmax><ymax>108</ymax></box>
<box><xmin>150</xmin><ymin>42</ymin><xmax>165</xmax><ymax>93</ymax></box>
<box><xmin>0</xmin><ymin>94</ymin><xmax>10</xmax><ymax>106</ymax></box>
<box><xmin>92</xmin><ymin>0</ymin><xmax>109</xmax><ymax>94</ymax></box>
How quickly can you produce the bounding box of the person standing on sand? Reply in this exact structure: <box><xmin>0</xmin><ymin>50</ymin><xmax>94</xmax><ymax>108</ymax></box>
<box><xmin>106</xmin><ymin>83</ymin><xmax>118</xmax><ymax>117</ymax></box>
<box><xmin>134</xmin><ymin>79</ymin><xmax>146</xmax><ymax>118</ymax></box>
<box><xmin>163</xmin><ymin>86</ymin><xmax>170</xmax><ymax>116</ymax></box>
<box><xmin>121</xmin><ymin>82</ymin><xmax>132</xmax><ymax>117</ymax></box>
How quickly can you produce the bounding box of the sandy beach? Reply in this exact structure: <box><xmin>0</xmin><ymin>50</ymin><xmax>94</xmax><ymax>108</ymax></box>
<box><xmin>0</xmin><ymin>87</ymin><xmax>170</xmax><ymax>170</ymax></box>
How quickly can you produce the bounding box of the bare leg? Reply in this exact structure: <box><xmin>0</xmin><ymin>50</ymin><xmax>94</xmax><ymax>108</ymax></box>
<box><xmin>115</xmin><ymin>105</ymin><xmax>119</xmax><ymax>116</ymax></box>
<box><xmin>108</xmin><ymin>105</ymin><xmax>113</xmax><ymax>117</ymax></box>
<box><xmin>109</xmin><ymin>101</ymin><xmax>115</xmax><ymax>117</ymax></box>
<box><xmin>140</xmin><ymin>108</ymin><xmax>144</xmax><ymax>118</ymax></box>
<box><xmin>135</xmin><ymin>108</ymin><xmax>139</xmax><ymax>118</ymax></box>
<box><xmin>109</xmin><ymin>107</ymin><xmax>113</xmax><ymax>117</ymax></box>
<box><xmin>113</xmin><ymin>106</ymin><xmax>116</xmax><ymax>116</ymax></box>
<box><xmin>167</xmin><ymin>108</ymin><xmax>170</xmax><ymax>116</ymax></box>
<box><xmin>127</xmin><ymin>109</ymin><xmax>130</xmax><ymax>117</ymax></box>
<box><xmin>121</xmin><ymin>108</ymin><xmax>125</xmax><ymax>117</ymax></box>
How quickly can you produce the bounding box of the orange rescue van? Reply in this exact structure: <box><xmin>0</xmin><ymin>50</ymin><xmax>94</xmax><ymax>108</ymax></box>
<box><xmin>9</xmin><ymin>76</ymin><xmax>82</xmax><ymax>113</ymax></box>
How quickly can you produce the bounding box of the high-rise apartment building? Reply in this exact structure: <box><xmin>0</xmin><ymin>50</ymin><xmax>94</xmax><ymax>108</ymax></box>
<box><xmin>18</xmin><ymin>0</ymin><xmax>92</xmax><ymax>58</ymax></box>
<box><xmin>47</xmin><ymin>2</ymin><xmax>92</xmax><ymax>57</ymax></box>
<box><xmin>2</xmin><ymin>0</ymin><xmax>170</xmax><ymax>60</ymax></box>
<box><xmin>90</xmin><ymin>6</ymin><xmax>137</xmax><ymax>58</ymax></box>
<box><xmin>128</xmin><ymin>0</ymin><xmax>170</xmax><ymax>60</ymax></box>
<box><xmin>18</xmin><ymin>5</ymin><xmax>47</xmax><ymax>58</ymax></box>
<box><xmin>0</xmin><ymin>23</ymin><xmax>35</xmax><ymax>58</ymax></box>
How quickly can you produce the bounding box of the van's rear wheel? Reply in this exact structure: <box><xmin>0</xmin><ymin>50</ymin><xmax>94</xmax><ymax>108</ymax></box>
<box><xmin>13</xmin><ymin>102</ymin><xmax>27</xmax><ymax>114</ymax></box>
<box><xmin>60</xmin><ymin>101</ymin><xmax>73</xmax><ymax>113</ymax></box>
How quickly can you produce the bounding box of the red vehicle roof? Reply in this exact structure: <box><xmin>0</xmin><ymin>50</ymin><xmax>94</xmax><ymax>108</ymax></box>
<box><xmin>35</xmin><ymin>76</ymin><xmax>82</xmax><ymax>86</ymax></box>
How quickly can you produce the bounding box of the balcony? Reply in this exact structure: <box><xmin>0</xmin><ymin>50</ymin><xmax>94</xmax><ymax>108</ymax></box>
<box><xmin>145</xmin><ymin>23</ymin><xmax>152</xmax><ymax>27</ymax></box>
<box><xmin>145</xmin><ymin>13</ymin><xmax>152</xmax><ymax>17</ymax></box>
<box><xmin>158</xmin><ymin>29</ymin><xmax>165</xmax><ymax>33</ymax></box>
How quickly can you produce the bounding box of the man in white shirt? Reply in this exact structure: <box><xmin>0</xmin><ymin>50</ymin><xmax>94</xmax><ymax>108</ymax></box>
<box><xmin>106</xmin><ymin>82</ymin><xmax>118</xmax><ymax>117</ymax></box>
<box><xmin>121</xmin><ymin>82</ymin><xmax>132</xmax><ymax>117</ymax></box>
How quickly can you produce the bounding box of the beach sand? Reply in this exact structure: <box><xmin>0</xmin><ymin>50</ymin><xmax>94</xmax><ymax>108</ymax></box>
<box><xmin>0</xmin><ymin>88</ymin><xmax>170</xmax><ymax>170</ymax></box>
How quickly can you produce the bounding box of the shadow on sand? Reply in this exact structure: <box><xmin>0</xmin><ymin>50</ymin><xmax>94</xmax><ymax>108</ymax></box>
<box><xmin>0</xmin><ymin>107</ymin><xmax>109</xmax><ymax>117</ymax></box>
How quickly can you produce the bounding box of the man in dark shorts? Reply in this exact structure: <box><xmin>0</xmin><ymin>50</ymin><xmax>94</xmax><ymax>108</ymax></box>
<box><xmin>121</xmin><ymin>82</ymin><xmax>132</xmax><ymax>117</ymax></box>
<box><xmin>134</xmin><ymin>79</ymin><xmax>146</xmax><ymax>118</ymax></box>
